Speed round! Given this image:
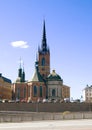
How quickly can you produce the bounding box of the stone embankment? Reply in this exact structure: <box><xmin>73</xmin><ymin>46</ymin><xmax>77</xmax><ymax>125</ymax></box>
<box><xmin>0</xmin><ymin>102</ymin><xmax>92</xmax><ymax>112</ymax></box>
<box><xmin>0</xmin><ymin>111</ymin><xmax>92</xmax><ymax>122</ymax></box>
<box><xmin>0</xmin><ymin>102</ymin><xmax>92</xmax><ymax>122</ymax></box>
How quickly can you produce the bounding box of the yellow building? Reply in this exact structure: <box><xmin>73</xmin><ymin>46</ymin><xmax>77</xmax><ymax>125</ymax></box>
<box><xmin>62</xmin><ymin>85</ymin><xmax>70</xmax><ymax>99</ymax></box>
<box><xmin>0</xmin><ymin>73</ymin><xmax>12</xmax><ymax>100</ymax></box>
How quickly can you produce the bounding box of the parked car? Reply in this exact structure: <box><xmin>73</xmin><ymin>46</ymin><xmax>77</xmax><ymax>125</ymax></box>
<box><xmin>53</xmin><ymin>99</ymin><xmax>60</xmax><ymax>103</ymax></box>
<box><xmin>20</xmin><ymin>99</ymin><xmax>27</xmax><ymax>103</ymax></box>
<box><xmin>8</xmin><ymin>100</ymin><xmax>16</xmax><ymax>103</ymax></box>
<box><xmin>0</xmin><ymin>99</ymin><xmax>2</xmax><ymax>103</ymax></box>
<box><xmin>2</xmin><ymin>99</ymin><xmax>9</xmax><ymax>103</ymax></box>
<box><xmin>47</xmin><ymin>99</ymin><xmax>52</xmax><ymax>103</ymax></box>
<box><xmin>27</xmin><ymin>99</ymin><xmax>32</xmax><ymax>103</ymax></box>
<box><xmin>64</xmin><ymin>98</ymin><xmax>70</xmax><ymax>103</ymax></box>
<box><xmin>42</xmin><ymin>98</ymin><xmax>48</xmax><ymax>103</ymax></box>
<box><xmin>37</xmin><ymin>98</ymin><xmax>42</xmax><ymax>103</ymax></box>
<box><xmin>15</xmin><ymin>99</ymin><xmax>20</xmax><ymax>103</ymax></box>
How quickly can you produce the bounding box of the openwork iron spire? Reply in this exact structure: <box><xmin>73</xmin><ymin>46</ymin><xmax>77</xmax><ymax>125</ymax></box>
<box><xmin>38</xmin><ymin>20</ymin><xmax>50</xmax><ymax>54</ymax></box>
<box><xmin>41</xmin><ymin>20</ymin><xmax>47</xmax><ymax>53</ymax></box>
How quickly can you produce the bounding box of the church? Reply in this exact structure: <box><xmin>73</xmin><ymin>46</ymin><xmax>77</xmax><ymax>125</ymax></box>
<box><xmin>12</xmin><ymin>21</ymin><xmax>70</xmax><ymax>102</ymax></box>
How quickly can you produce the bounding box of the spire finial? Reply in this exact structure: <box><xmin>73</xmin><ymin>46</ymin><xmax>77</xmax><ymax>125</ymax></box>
<box><xmin>19</xmin><ymin>57</ymin><xmax>23</xmax><ymax>68</ymax></box>
<box><xmin>42</xmin><ymin>20</ymin><xmax>46</xmax><ymax>43</ymax></box>
<box><xmin>18</xmin><ymin>57</ymin><xmax>22</xmax><ymax>78</ymax></box>
<box><xmin>22</xmin><ymin>61</ymin><xmax>25</xmax><ymax>82</ymax></box>
<box><xmin>23</xmin><ymin>61</ymin><xmax>24</xmax><ymax>71</ymax></box>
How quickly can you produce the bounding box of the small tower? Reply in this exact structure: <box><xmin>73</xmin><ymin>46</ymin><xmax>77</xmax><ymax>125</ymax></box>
<box><xmin>38</xmin><ymin>20</ymin><xmax>50</xmax><ymax>79</ymax></box>
<box><xmin>18</xmin><ymin>58</ymin><xmax>22</xmax><ymax>79</ymax></box>
<box><xmin>22</xmin><ymin>63</ymin><xmax>25</xmax><ymax>82</ymax></box>
<box><xmin>16</xmin><ymin>58</ymin><xmax>25</xmax><ymax>83</ymax></box>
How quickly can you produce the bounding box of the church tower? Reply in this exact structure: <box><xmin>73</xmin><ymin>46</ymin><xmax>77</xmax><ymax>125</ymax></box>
<box><xmin>17</xmin><ymin>59</ymin><xmax>25</xmax><ymax>82</ymax></box>
<box><xmin>38</xmin><ymin>21</ymin><xmax>50</xmax><ymax>79</ymax></box>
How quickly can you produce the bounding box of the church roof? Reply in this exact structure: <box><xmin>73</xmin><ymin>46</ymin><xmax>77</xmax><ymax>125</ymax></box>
<box><xmin>31</xmin><ymin>62</ymin><xmax>44</xmax><ymax>82</ymax></box>
<box><xmin>47</xmin><ymin>70</ymin><xmax>63</xmax><ymax>81</ymax></box>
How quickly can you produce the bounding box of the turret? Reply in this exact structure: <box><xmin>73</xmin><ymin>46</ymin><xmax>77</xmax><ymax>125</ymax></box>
<box><xmin>16</xmin><ymin>59</ymin><xmax>26</xmax><ymax>83</ymax></box>
<box><xmin>21</xmin><ymin>65</ymin><xmax>25</xmax><ymax>82</ymax></box>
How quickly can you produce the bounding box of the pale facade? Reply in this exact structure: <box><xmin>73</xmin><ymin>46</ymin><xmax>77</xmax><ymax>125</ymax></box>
<box><xmin>48</xmin><ymin>81</ymin><xmax>62</xmax><ymax>99</ymax></box>
<box><xmin>47</xmin><ymin>70</ymin><xmax>63</xmax><ymax>100</ymax></box>
<box><xmin>47</xmin><ymin>70</ymin><xmax>70</xmax><ymax>100</ymax></box>
<box><xmin>83</xmin><ymin>85</ymin><xmax>92</xmax><ymax>102</ymax></box>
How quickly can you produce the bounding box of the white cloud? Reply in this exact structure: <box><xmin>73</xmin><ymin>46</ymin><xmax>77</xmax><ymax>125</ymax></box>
<box><xmin>11</xmin><ymin>41</ymin><xmax>29</xmax><ymax>48</ymax></box>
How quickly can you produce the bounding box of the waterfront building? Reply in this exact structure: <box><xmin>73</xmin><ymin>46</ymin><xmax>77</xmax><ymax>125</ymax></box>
<box><xmin>83</xmin><ymin>85</ymin><xmax>92</xmax><ymax>102</ymax></box>
<box><xmin>47</xmin><ymin>70</ymin><xmax>70</xmax><ymax>100</ymax></box>
<box><xmin>12</xmin><ymin>21</ymin><xmax>70</xmax><ymax>102</ymax></box>
<box><xmin>0</xmin><ymin>73</ymin><xmax>12</xmax><ymax>100</ymax></box>
<box><xmin>11</xmin><ymin>63</ymin><xmax>28</xmax><ymax>101</ymax></box>
<box><xmin>28</xmin><ymin>61</ymin><xmax>46</xmax><ymax>102</ymax></box>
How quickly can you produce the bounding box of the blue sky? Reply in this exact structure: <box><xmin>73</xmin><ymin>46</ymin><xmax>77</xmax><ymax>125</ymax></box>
<box><xmin>0</xmin><ymin>0</ymin><xmax>92</xmax><ymax>99</ymax></box>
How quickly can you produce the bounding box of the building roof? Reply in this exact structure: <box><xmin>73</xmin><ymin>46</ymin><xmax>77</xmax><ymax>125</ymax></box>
<box><xmin>0</xmin><ymin>73</ymin><xmax>12</xmax><ymax>83</ymax></box>
<box><xmin>47</xmin><ymin>70</ymin><xmax>63</xmax><ymax>81</ymax></box>
<box><xmin>31</xmin><ymin>61</ymin><xmax>44</xmax><ymax>82</ymax></box>
<box><xmin>84</xmin><ymin>85</ymin><xmax>92</xmax><ymax>90</ymax></box>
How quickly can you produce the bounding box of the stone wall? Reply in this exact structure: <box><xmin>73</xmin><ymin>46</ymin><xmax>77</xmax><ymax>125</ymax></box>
<box><xmin>0</xmin><ymin>102</ymin><xmax>92</xmax><ymax>112</ymax></box>
<box><xmin>0</xmin><ymin>111</ymin><xmax>92</xmax><ymax>122</ymax></box>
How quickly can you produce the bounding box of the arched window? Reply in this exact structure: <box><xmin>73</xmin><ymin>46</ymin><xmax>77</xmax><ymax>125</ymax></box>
<box><xmin>41</xmin><ymin>57</ymin><xmax>45</xmax><ymax>66</ymax></box>
<box><xmin>33</xmin><ymin>86</ymin><xmax>37</xmax><ymax>97</ymax></box>
<box><xmin>52</xmin><ymin>89</ymin><xmax>56</xmax><ymax>97</ymax></box>
<box><xmin>24</xmin><ymin>87</ymin><xmax>26</xmax><ymax>98</ymax></box>
<box><xmin>17</xmin><ymin>87</ymin><xmax>20</xmax><ymax>99</ymax></box>
<box><xmin>28</xmin><ymin>86</ymin><xmax>30</xmax><ymax>97</ymax></box>
<box><xmin>40</xmin><ymin>86</ymin><xmax>42</xmax><ymax>97</ymax></box>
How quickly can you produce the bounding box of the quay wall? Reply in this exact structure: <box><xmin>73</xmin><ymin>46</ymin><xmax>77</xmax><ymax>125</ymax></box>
<box><xmin>0</xmin><ymin>102</ymin><xmax>92</xmax><ymax>112</ymax></box>
<box><xmin>0</xmin><ymin>111</ymin><xmax>92</xmax><ymax>122</ymax></box>
<box><xmin>0</xmin><ymin>102</ymin><xmax>92</xmax><ymax>122</ymax></box>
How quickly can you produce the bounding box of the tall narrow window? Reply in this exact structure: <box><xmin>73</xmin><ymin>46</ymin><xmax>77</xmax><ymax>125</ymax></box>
<box><xmin>24</xmin><ymin>87</ymin><xmax>26</xmax><ymax>98</ymax></box>
<box><xmin>40</xmin><ymin>86</ymin><xmax>42</xmax><ymax>97</ymax></box>
<box><xmin>33</xmin><ymin>86</ymin><xmax>37</xmax><ymax>97</ymax></box>
<box><xmin>28</xmin><ymin>86</ymin><xmax>30</xmax><ymax>97</ymax></box>
<box><xmin>42</xmin><ymin>57</ymin><xmax>45</xmax><ymax>66</ymax></box>
<box><xmin>17</xmin><ymin>87</ymin><xmax>20</xmax><ymax>99</ymax></box>
<box><xmin>52</xmin><ymin>89</ymin><xmax>56</xmax><ymax>97</ymax></box>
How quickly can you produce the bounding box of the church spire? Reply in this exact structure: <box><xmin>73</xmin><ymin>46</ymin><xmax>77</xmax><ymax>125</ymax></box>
<box><xmin>38</xmin><ymin>20</ymin><xmax>50</xmax><ymax>54</ymax></box>
<box><xmin>41</xmin><ymin>20</ymin><xmax>48</xmax><ymax>53</ymax></box>
<box><xmin>22</xmin><ymin>62</ymin><xmax>25</xmax><ymax>82</ymax></box>
<box><xmin>18</xmin><ymin>58</ymin><xmax>22</xmax><ymax>78</ymax></box>
<box><xmin>42</xmin><ymin>20</ymin><xmax>46</xmax><ymax>44</ymax></box>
